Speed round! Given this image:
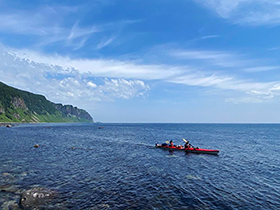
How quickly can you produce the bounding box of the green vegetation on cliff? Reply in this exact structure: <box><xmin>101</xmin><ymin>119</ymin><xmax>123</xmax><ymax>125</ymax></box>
<box><xmin>0</xmin><ymin>81</ymin><xmax>93</xmax><ymax>123</ymax></box>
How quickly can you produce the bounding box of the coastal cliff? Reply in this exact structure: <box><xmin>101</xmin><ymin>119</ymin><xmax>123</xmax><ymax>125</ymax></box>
<box><xmin>0</xmin><ymin>81</ymin><xmax>93</xmax><ymax>123</ymax></box>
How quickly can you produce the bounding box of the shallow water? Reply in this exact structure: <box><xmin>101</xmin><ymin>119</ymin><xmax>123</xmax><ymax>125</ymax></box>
<box><xmin>1</xmin><ymin>123</ymin><xmax>280</xmax><ymax>209</ymax></box>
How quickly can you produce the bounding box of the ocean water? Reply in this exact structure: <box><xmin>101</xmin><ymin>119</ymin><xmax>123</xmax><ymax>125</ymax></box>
<box><xmin>0</xmin><ymin>123</ymin><xmax>280</xmax><ymax>209</ymax></box>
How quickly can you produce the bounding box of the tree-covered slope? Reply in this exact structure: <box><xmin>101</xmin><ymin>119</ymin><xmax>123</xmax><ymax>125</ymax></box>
<box><xmin>0</xmin><ymin>81</ymin><xmax>93</xmax><ymax>123</ymax></box>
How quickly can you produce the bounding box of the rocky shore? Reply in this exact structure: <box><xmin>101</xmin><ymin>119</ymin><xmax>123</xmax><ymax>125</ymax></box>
<box><xmin>1</xmin><ymin>171</ymin><xmax>61</xmax><ymax>210</ymax></box>
<box><xmin>0</xmin><ymin>123</ymin><xmax>15</xmax><ymax>127</ymax></box>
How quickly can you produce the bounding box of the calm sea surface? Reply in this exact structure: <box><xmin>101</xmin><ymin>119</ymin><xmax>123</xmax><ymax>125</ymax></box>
<box><xmin>1</xmin><ymin>123</ymin><xmax>280</xmax><ymax>209</ymax></box>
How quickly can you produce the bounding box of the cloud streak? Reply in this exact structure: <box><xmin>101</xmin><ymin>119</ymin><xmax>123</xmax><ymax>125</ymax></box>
<box><xmin>8</xmin><ymin>49</ymin><xmax>183</xmax><ymax>80</ymax></box>
<box><xmin>0</xmin><ymin>4</ymin><xmax>138</xmax><ymax>52</ymax></box>
<box><xmin>0</xmin><ymin>49</ymin><xmax>151</xmax><ymax>108</ymax></box>
<box><xmin>244</xmin><ymin>66</ymin><xmax>279</xmax><ymax>73</ymax></box>
<box><xmin>2</xmin><ymin>46</ymin><xmax>280</xmax><ymax>104</ymax></box>
<box><xmin>194</xmin><ymin>0</ymin><xmax>280</xmax><ymax>26</ymax></box>
<box><xmin>169</xmin><ymin>49</ymin><xmax>255</xmax><ymax>68</ymax></box>
<box><xmin>96</xmin><ymin>37</ymin><xmax>116</xmax><ymax>50</ymax></box>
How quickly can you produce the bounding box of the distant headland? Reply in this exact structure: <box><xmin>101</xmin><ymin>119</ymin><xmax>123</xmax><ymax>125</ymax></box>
<box><xmin>0</xmin><ymin>81</ymin><xmax>93</xmax><ymax>123</ymax></box>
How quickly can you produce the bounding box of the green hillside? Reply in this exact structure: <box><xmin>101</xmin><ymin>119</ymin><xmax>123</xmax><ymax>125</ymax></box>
<box><xmin>0</xmin><ymin>81</ymin><xmax>93</xmax><ymax>123</ymax></box>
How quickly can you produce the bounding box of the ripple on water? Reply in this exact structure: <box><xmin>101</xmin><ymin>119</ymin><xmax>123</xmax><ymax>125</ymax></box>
<box><xmin>1</xmin><ymin>123</ymin><xmax>280</xmax><ymax>209</ymax></box>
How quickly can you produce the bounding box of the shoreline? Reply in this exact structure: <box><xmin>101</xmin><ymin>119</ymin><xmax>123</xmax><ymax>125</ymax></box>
<box><xmin>0</xmin><ymin>121</ymin><xmax>95</xmax><ymax>127</ymax></box>
<box><xmin>0</xmin><ymin>122</ymin><xmax>15</xmax><ymax>127</ymax></box>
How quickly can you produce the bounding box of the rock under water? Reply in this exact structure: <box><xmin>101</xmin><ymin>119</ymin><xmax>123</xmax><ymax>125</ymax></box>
<box><xmin>19</xmin><ymin>188</ymin><xmax>56</xmax><ymax>209</ymax></box>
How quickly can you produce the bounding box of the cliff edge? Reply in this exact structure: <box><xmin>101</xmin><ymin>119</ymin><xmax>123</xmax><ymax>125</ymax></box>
<box><xmin>0</xmin><ymin>81</ymin><xmax>93</xmax><ymax>123</ymax></box>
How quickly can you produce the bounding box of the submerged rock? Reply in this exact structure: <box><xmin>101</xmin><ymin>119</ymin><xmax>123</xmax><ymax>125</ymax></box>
<box><xmin>19</xmin><ymin>188</ymin><xmax>56</xmax><ymax>209</ymax></box>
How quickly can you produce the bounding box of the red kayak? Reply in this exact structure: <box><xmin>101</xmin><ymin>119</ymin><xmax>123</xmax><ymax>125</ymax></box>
<box><xmin>155</xmin><ymin>144</ymin><xmax>219</xmax><ymax>155</ymax></box>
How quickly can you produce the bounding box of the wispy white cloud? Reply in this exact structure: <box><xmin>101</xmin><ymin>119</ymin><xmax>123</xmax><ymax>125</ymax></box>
<box><xmin>67</xmin><ymin>21</ymin><xmax>99</xmax><ymax>41</ymax></box>
<box><xmin>8</xmin><ymin>49</ymin><xmax>183</xmax><ymax>80</ymax></box>
<box><xmin>200</xmin><ymin>35</ymin><xmax>221</xmax><ymax>40</ymax></box>
<box><xmin>0</xmin><ymin>4</ymin><xmax>137</xmax><ymax>51</ymax></box>
<box><xmin>170</xmin><ymin>73</ymin><xmax>233</xmax><ymax>88</ymax></box>
<box><xmin>2</xmin><ymin>46</ymin><xmax>280</xmax><ymax>104</ymax></box>
<box><xmin>194</xmin><ymin>0</ymin><xmax>280</xmax><ymax>26</ymax></box>
<box><xmin>169</xmin><ymin>49</ymin><xmax>252</xmax><ymax>68</ymax></box>
<box><xmin>225</xmin><ymin>97</ymin><xmax>264</xmax><ymax>104</ymax></box>
<box><xmin>0</xmin><ymin>13</ymin><xmax>51</xmax><ymax>35</ymax></box>
<box><xmin>87</xmin><ymin>81</ymin><xmax>97</xmax><ymax>88</ymax></box>
<box><xmin>0</xmin><ymin>4</ymin><xmax>75</xmax><ymax>35</ymax></box>
<box><xmin>226</xmin><ymin>83</ymin><xmax>280</xmax><ymax>104</ymax></box>
<box><xmin>0</xmin><ymin>49</ymin><xmax>151</xmax><ymax>106</ymax></box>
<box><xmin>171</xmin><ymin>72</ymin><xmax>280</xmax><ymax>98</ymax></box>
<box><xmin>96</xmin><ymin>36</ymin><xmax>116</xmax><ymax>50</ymax></box>
<box><xmin>97</xmin><ymin>79</ymin><xmax>150</xmax><ymax>100</ymax></box>
<box><xmin>194</xmin><ymin>0</ymin><xmax>247</xmax><ymax>19</ymax></box>
<box><xmin>244</xmin><ymin>66</ymin><xmax>279</xmax><ymax>73</ymax></box>
<box><xmin>55</xmin><ymin>77</ymin><xmax>149</xmax><ymax>102</ymax></box>
<box><xmin>268</xmin><ymin>46</ymin><xmax>280</xmax><ymax>51</ymax></box>
<box><xmin>170</xmin><ymin>49</ymin><xmax>233</xmax><ymax>60</ymax></box>
<box><xmin>250</xmin><ymin>83</ymin><xmax>280</xmax><ymax>97</ymax></box>
<box><xmin>72</xmin><ymin>37</ymin><xmax>89</xmax><ymax>51</ymax></box>
<box><xmin>0</xmin><ymin>6</ymin><xmax>99</xmax><ymax>51</ymax></box>
<box><xmin>169</xmin><ymin>48</ymin><xmax>278</xmax><ymax>73</ymax></box>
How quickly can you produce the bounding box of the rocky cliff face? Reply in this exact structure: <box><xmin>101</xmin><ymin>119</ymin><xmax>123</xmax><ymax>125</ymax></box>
<box><xmin>0</xmin><ymin>81</ymin><xmax>94</xmax><ymax>123</ymax></box>
<box><xmin>0</xmin><ymin>107</ymin><xmax>4</xmax><ymax>114</ymax></box>
<box><xmin>54</xmin><ymin>103</ymin><xmax>93</xmax><ymax>122</ymax></box>
<box><xmin>11</xmin><ymin>97</ymin><xmax>28</xmax><ymax>110</ymax></box>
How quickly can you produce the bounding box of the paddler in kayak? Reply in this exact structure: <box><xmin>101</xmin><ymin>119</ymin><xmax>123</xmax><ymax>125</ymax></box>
<box><xmin>169</xmin><ymin>140</ymin><xmax>184</xmax><ymax>148</ymax></box>
<box><xmin>184</xmin><ymin>139</ymin><xmax>190</xmax><ymax>149</ymax></box>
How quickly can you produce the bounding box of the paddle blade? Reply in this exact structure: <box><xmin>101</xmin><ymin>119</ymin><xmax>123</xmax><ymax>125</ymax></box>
<box><xmin>183</xmin><ymin>138</ymin><xmax>188</xmax><ymax>143</ymax></box>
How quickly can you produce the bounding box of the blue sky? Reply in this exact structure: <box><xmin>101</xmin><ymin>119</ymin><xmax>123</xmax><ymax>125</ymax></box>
<box><xmin>1</xmin><ymin>0</ymin><xmax>280</xmax><ymax>123</ymax></box>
